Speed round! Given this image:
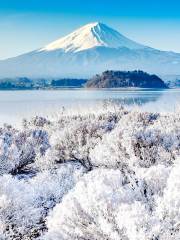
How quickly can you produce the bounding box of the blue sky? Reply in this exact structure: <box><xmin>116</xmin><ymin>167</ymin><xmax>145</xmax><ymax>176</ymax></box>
<box><xmin>0</xmin><ymin>0</ymin><xmax>180</xmax><ymax>59</ymax></box>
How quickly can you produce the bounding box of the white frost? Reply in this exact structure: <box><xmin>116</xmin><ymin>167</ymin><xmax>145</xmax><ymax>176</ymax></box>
<box><xmin>0</xmin><ymin>105</ymin><xmax>180</xmax><ymax>239</ymax></box>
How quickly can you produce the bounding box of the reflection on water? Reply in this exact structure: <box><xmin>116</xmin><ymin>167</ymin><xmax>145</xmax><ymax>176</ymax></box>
<box><xmin>109</xmin><ymin>91</ymin><xmax>163</xmax><ymax>106</ymax></box>
<box><xmin>0</xmin><ymin>89</ymin><xmax>179</xmax><ymax>126</ymax></box>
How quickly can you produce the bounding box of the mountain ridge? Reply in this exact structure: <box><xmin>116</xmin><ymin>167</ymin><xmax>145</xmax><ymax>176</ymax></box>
<box><xmin>38</xmin><ymin>22</ymin><xmax>145</xmax><ymax>53</ymax></box>
<box><xmin>0</xmin><ymin>22</ymin><xmax>180</xmax><ymax>80</ymax></box>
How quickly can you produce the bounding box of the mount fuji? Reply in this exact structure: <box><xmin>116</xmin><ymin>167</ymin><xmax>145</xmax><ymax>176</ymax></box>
<box><xmin>0</xmin><ymin>22</ymin><xmax>180</xmax><ymax>79</ymax></box>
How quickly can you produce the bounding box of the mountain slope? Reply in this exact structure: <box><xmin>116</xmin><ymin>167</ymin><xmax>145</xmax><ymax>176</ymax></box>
<box><xmin>0</xmin><ymin>22</ymin><xmax>180</xmax><ymax>79</ymax></box>
<box><xmin>39</xmin><ymin>22</ymin><xmax>145</xmax><ymax>53</ymax></box>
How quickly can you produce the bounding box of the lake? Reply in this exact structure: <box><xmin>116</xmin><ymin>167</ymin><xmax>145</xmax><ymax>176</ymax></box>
<box><xmin>0</xmin><ymin>88</ymin><xmax>180</xmax><ymax>126</ymax></box>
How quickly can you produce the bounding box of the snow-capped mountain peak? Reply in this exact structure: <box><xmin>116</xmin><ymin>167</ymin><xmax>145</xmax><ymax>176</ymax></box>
<box><xmin>39</xmin><ymin>22</ymin><xmax>145</xmax><ymax>53</ymax></box>
<box><xmin>1</xmin><ymin>22</ymin><xmax>180</xmax><ymax>79</ymax></box>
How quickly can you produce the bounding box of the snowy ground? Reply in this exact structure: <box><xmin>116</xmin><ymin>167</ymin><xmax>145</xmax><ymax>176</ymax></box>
<box><xmin>0</xmin><ymin>103</ymin><xmax>180</xmax><ymax>239</ymax></box>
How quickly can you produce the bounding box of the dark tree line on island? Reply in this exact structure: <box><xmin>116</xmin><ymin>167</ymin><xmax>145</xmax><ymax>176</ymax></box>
<box><xmin>51</xmin><ymin>79</ymin><xmax>87</xmax><ymax>87</ymax></box>
<box><xmin>0</xmin><ymin>70</ymin><xmax>169</xmax><ymax>89</ymax></box>
<box><xmin>86</xmin><ymin>70</ymin><xmax>168</xmax><ymax>88</ymax></box>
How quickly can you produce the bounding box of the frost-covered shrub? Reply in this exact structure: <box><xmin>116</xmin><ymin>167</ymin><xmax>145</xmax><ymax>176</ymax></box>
<box><xmin>136</xmin><ymin>164</ymin><xmax>171</xmax><ymax>199</ymax></box>
<box><xmin>132</xmin><ymin>112</ymin><xmax>180</xmax><ymax>168</ymax></box>
<box><xmin>90</xmin><ymin>111</ymin><xmax>180</xmax><ymax>169</ymax></box>
<box><xmin>35</xmin><ymin>107</ymin><xmax>126</xmax><ymax>170</ymax></box>
<box><xmin>0</xmin><ymin>104</ymin><xmax>126</xmax><ymax>173</ymax></box>
<box><xmin>43</xmin><ymin>164</ymin><xmax>179</xmax><ymax>240</ymax></box>
<box><xmin>89</xmin><ymin>111</ymin><xmax>158</xmax><ymax>168</ymax></box>
<box><xmin>23</xmin><ymin>116</ymin><xmax>51</xmax><ymax>128</ymax></box>
<box><xmin>132</xmin><ymin>117</ymin><xmax>180</xmax><ymax>168</ymax></box>
<box><xmin>0</xmin><ymin>126</ymin><xmax>20</xmax><ymax>175</ymax></box>
<box><xmin>0</xmin><ymin>162</ymin><xmax>85</xmax><ymax>239</ymax></box>
<box><xmin>0</xmin><ymin>125</ymin><xmax>50</xmax><ymax>175</ymax></box>
<box><xmin>154</xmin><ymin>158</ymin><xmax>180</xmax><ymax>239</ymax></box>
<box><xmin>43</xmin><ymin>168</ymin><xmax>154</xmax><ymax>240</ymax></box>
<box><xmin>1</xmin><ymin>105</ymin><xmax>180</xmax><ymax>239</ymax></box>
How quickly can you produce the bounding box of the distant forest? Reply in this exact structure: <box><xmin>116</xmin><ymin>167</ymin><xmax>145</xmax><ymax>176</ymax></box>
<box><xmin>86</xmin><ymin>70</ymin><xmax>168</xmax><ymax>88</ymax></box>
<box><xmin>0</xmin><ymin>78</ymin><xmax>87</xmax><ymax>89</ymax></box>
<box><xmin>51</xmin><ymin>79</ymin><xmax>87</xmax><ymax>87</ymax></box>
<box><xmin>0</xmin><ymin>71</ymin><xmax>171</xmax><ymax>89</ymax></box>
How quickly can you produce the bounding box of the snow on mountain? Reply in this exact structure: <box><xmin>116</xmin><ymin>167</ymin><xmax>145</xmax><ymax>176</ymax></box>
<box><xmin>0</xmin><ymin>22</ymin><xmax>180</xmax><ymax>79</ymax></box>
<box><xmin>39</xmin><ymin>22</ymin><xmax>145</xmax><ymax>53</ymax></box>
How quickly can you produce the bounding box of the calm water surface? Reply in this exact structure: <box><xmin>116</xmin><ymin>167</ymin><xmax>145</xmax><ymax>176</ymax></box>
<box><xmin>0</xmin><ymin>89</ymin><xmax>179</xmax><ymax>126</ymax></box>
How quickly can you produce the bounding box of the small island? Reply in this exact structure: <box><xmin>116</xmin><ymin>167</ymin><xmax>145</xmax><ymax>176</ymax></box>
<box><xmin>86</xmin><ymin>70</ymin><xmax>168</xmax><ymax>88</ymax></box>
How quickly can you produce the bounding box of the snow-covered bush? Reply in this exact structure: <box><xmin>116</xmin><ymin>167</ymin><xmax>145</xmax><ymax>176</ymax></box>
<box><xmin>154</xmin><ymin>158</ymin><xmax>180</xmax><ymax>239</ymax></box>
<box><xmin>90</xmin><ymin>111</ymin><xmax>180</xmax><ymax>169</ymax></box>
<box><xmin>0</xmin><ymin>104</ymin><xmax>180</xmax><ymax>239</ymax></box>
<box><xmin>35</xmin><ymin>106</ymin><xmax>126</xmax><ymax>170</ymax></box>
<box><xmin>0</xmin><ymin>125</ymin><xmax>50</xmax><ymax>175</ymax></box>
<box><xmin>43</xmin><ymin>168</ymin><xmax>154</xmax><ymax>240</ymax></box>
<box><xmin>0</xmin><ymin>162</ymin><xmax>85</xmax><ymax>239</ymax></box>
